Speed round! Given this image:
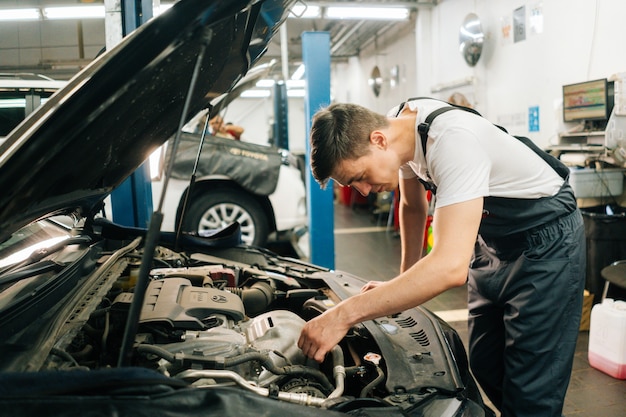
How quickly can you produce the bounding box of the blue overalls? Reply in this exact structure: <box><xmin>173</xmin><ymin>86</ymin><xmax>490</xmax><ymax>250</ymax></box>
<box><xmin>416</xmin><ymin>104</ymin><xmax>586</xmax><ymax>417</ymax></box>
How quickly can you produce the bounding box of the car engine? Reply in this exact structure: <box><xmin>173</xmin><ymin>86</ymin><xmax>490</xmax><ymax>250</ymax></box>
<box><xmin>41</xmin><ymin>243</ymin><xmax>393</xmax><ymax>408</ymax></box>
<box><xmin>30</xmin><ymin>237</ymin><xmax>482</xmax><ymax>414</ymax></box>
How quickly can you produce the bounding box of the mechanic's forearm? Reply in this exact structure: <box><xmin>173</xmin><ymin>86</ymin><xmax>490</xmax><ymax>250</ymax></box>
<box><xmin>341</xmin><ymin>199</ymin><xmax>482</xmax><ymax>326</ymax></box>
<box><xmin>334</xmin><ymin>255</ymin><xmax>462</xmax><ymax>326</ymax></box>
<box><xmin>399</xmin><ymin>202</ymin><xmax>428</xmax><ymax>272</ymax></box>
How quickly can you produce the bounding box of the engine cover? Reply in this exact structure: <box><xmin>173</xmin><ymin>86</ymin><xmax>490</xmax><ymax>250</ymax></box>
<box><xmin>156</xmin><ymin>310</ymin><xmax>307</xmax><ymax>383</ymax></box>
<box><xmin>139</xmin><ymin>278</ymin><xmax>245</xmax><ymax>329</ymax></box>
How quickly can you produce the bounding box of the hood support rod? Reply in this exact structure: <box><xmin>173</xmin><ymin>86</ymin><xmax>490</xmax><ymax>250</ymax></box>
<box><xmin>174</xmin><ymin>106</ymin><xmax>211</xmax><ymax>250</ymax></box>
<box><xmin>117</xmin><ymin>27</ymin><xmax>213</xmax><ymax>367</ymax></box>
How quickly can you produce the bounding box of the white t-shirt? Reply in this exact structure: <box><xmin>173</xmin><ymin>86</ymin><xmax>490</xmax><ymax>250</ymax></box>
<box><xmin>388</xmin><ymin>99</ymin><xmax>564</xmax><ymax>209</ymax></box>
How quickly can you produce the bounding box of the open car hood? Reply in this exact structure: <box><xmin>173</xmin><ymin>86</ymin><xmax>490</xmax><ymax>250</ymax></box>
<box><xmin>0</xmin><ymin>0</ymin><xmax>294</xmax><ymax>244</ymax></box>
<box><xmin>210</xmin><ymin>59</ymin><xmax>275</xmax><ymax>116</ymax></box>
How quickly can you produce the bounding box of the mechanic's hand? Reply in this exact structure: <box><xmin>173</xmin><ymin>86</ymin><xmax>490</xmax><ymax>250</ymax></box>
<box><xmin>298</xmin><ymin>309</ymin><xmax>351</xmax><ymax>363</ymax></box>
<box><xmin>361</xmin><ymin>280</ymin><xmax>385</xmax><ymax>293</ymax></box>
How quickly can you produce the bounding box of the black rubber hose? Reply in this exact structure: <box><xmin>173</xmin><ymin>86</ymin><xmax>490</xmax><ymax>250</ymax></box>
<box><xmin>226</xmin><ymin>281</ymin><xmax>275</xmax><ymax>315</ymax></box>
<box><xmin>136</xmin><ymin>344</ymin><xmax>177</xmax><ymax>363</ymax></box>
<box><xmin>360</xmin><ymin>366</ymin><xmax>385</xmax><ymax>398</ymax></box>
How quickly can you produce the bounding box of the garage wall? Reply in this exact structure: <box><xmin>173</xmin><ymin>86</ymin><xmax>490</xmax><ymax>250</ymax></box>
<box><xmin>219</xmin><ymin>97</ymin><xmax>307</xmax><ymax>154</ymax></box>
<box><xmin>0</xmin><ymin>19</ymin><xmax>104</xmax><ymax>70</ymax></box>
<box><xmin>342</xmin><ymin>0</ymin><xmax>626</xmax><ymax>149</ymax></box>
<box><xmin>5</xmin><ymin>1</ymin><xmax>622</xmax><ymax>155</ymax></box>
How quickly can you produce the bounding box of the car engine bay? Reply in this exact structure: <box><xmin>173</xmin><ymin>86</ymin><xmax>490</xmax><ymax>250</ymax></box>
<box><xmin>0</xmin><ymin>218</ymin><xmax>488</xmax><ymax>416</ymax></box>
<box><xmin>41</xmin><ymin>239</ymin><xmax>389</xmax><ymax>408</ymax></box>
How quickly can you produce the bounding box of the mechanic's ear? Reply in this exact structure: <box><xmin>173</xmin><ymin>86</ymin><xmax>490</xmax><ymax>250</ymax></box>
<box><xmin>370</xmin><ymin>130</ymin><xmax>387</xmax><ymax>149</ymax></box>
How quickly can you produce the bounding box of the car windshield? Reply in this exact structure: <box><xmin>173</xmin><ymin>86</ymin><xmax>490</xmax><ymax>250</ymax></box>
<box><xmin>0</xmin><ymin>88</ymin><xmax>57</xmax><ymax>138</ymax></box>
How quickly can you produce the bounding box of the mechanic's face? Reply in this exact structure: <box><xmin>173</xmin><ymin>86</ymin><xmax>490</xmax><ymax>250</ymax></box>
<box><xmin>333</xmin><ymin>144</ymin><xmax>401</xmax><ymax>196</ymax></box>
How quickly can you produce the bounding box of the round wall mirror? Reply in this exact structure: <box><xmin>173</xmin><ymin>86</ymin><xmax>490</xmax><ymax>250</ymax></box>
<box><xmin>368</xmin><ymin>66</ymin><xmax>383</xmax><ymax>97</ymax></box>
<box><xmin>459</xmin><ymin>13</ymin><xmax>484</xmax><ymax>67</ymax></box>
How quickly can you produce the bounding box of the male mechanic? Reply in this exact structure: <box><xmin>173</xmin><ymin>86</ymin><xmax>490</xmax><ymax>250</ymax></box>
<box><xmin>298</xmin><ymin>98</ymin><xmax>586</xmax><ymax>417</ymax></box>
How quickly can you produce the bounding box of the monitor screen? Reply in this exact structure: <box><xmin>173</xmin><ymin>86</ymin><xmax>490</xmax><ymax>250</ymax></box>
<box><xmin>562</xmin><ymin>78</ymin><xmax>613</xmax><ymax>123</ymax></box>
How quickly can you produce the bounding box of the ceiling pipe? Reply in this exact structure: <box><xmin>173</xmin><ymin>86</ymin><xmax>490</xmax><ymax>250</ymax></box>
<box><xmin>280</xmin><ymin>23</ymin><xmax>289</xmax><ymax>81</ymax></box>
<box><xmin>303</xmin><ymin>1</ymin><xmax>436</xmax><ymax>7</ymax></box>
<box><xmin>330</xmin><ymin>20</ymin><xmax>365</xmax><ymax>54</ymax></box>
<box><xmin>359</xmin><ymin>21</ymin><xmax>403</xmax><ymax>52</ymax></box>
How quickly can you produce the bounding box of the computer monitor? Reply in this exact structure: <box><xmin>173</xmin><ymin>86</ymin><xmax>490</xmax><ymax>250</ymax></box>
<box><xmin>563</xmin><ymin>78</ymin><xmax>614</xmax><ymax>129</ymax></box>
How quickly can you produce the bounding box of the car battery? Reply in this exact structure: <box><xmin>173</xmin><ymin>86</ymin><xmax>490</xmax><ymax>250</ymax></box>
<box><xmin>588</xmin><ymin>298</ymin><xmax>626</xmax><ymax>379</ymax></box>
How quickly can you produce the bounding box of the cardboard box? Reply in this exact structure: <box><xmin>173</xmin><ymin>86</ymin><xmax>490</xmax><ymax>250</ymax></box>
<box><xmin>580</xmin><ymin>289</ymin><xmax>594</xmax><ymax>331</ymax></box>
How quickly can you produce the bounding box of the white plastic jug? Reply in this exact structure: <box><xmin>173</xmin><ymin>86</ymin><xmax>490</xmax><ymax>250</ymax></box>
<box><xmin>588</xmin><ymin>298</ymin><xmax>626</xmax><ymax>379</ymax></box>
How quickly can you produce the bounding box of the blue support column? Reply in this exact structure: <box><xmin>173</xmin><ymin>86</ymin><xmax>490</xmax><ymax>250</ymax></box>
<box><xmin>110</xmin><ymin>0</ymin><xmax>154</xmax><ymax>228</ymax></box>
<box><xmin>273</xmin><ymin>81</ymin><xmax>289</xmax><ymax>150</ymax></box>
<box><xmin>302</xmin><ymin>32</ymin><xmax>334</xmax><ymax>269</ymax></box>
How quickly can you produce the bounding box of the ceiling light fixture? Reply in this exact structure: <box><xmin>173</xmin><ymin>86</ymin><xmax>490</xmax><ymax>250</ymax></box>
<box><xmin>255</xmin><ymin>79</ymin><xmax>306</xmax><ymax>89</ymax></box>
<box><xmin>325</xmin><ymin>6</ymin><xmax>410</xmax><ymax>20</ymax></box>
<box><xmin>0</xmin><ymin>4</ymin><xmax>170</xmax><ymax>21</ymax></box>
<box><xmin>0</xmin><ymin>3</ymin><xmax>410</xmax><ymax>22</ymax></box>
<box><xmin>290</xmin><ymin>64</ymin><xmax>305</xmax><ymax>80</ymax></box>
<box><xmin>241</xmin><ymin>88</ymin><xmax>306</xmax><ymax>99</ymax></box>
<box><xmin>241</xmin><ymin>89</ymin><xmax>272</xmax><ymax>98</ymax></box>
<box><xmin>0</xmin><ymin>8</ymin><xmax>40</xmax><ymax>21</ymax></box>
<box><xmin>156</xmin><ymin>4</ymin><xmax>173</xmax><ymax>14</ymax></box>
<box><xmin>43</xmin><ymin>5</ymin><xmax>105</xmax><ymax>20</ymax></box>
<box><xmin>287</xmin><ymin>79</ymin><xmax>305</xmax><ymax>89</ymax></box>
<box><xmin>287</xmin><ymin>89</ymin><xmax>306</xmax><ymax>98</ymax></box>
<box><xmin>0</xmin><ymin>98</ymin><xmax>27</xmax><ymax>109</ymax></box>
<box><xmin>290</xmin><ymin>5</ymin><xmax>321</xmax><ymax>19</ymax></box>
<box><xmin>256</xmin><ymin>79</ymin><xmax>276</xmax><ymax>88</ymax></box>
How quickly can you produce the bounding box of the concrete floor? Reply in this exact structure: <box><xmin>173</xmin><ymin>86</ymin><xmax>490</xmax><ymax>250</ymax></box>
<box><xmin>331</xmin><ymin>201</ymin><xmax>626</xmax><ymax>417</ymax></box>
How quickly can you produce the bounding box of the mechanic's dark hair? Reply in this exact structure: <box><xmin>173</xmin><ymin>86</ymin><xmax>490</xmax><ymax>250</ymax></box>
<box><xmin>309</xmin><ymin>103</ymin><xmax>388</xmax><ymax>188</ymax></box>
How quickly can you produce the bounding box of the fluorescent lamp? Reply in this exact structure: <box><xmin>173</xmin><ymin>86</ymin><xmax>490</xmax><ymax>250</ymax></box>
<box><xmin>287</xmin><ymin>89</ymin><xmax>306</xmax><ymax>98</ymax></box>
<box><xmin>0</xmin><ymin>99</ymin><xmax>26</xmax><ymax>109</ymax></box>
<box><xmin>286</xmin><ymin>79</ymin><xmax>305</xmax><ymax>89</ymax></box>
<box><xmin>240</xmin><ymin>89</ymin><xmax>272</xmax><ymax>98</ymax></box>
<box><xmin>43</xmin><ymin>5</ymin><xmax>105</xmax><ymax>20</ymax></box>
<box><xmin>256</xmin><ymin>79</ymin><xmax>276</xmax><ymax>88</ymax></box>
<box><xmin>255</xmin><ymin>79</ymin><xmax>305</xmax><ymax>89</ymax></box>
<box><xmin>290</xmin><ymin>64</ymin><xmax>305</xmax><ymax>80</ymax></box>
<box><xmin>157</xmin><ymin>4</ymin><xmax>174</xmax><ymax>15</ymax></box>
<box><xmin>0</xmin><ymin>8</ymin><xmax>40</xmax><ymax>21</ymax></box>
<box><xmin>290</xmin><ymin>5</ymin><xmax>321</xmax><ymax>19</ymax></box>
<box><xmin>149</xmin><ymin>147</ymin><xmax>163</xmax><ymax>180</ymax></box>
<box><xmin>326</xmin><ymin>6</ymin><xmax>410</xmax><ymax>20</ymax></box>
<box><xmin>0</xmin><ymin>98</ymin><xmax>50</xmax><ymax>109</ymax></box>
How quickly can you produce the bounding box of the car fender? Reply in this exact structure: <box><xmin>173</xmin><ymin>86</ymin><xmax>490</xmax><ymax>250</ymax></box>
<box><xmin>269</xmin><ymin>164</ymin><xmax>307</xmax><ymax>232</ymax></box>
<box><xmin>171</xmin><ymin>177</ymin><xmax>276</xmax><ymax>234</ymax></box>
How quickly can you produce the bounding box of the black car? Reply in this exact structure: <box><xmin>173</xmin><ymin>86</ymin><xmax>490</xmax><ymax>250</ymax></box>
<box><xmin>0</xmin><ymin>1</ymin><xmax>493</xmax><ymax>416</ymax></box>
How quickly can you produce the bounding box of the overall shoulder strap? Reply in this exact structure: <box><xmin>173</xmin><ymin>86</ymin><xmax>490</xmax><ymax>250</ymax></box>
<box><xmin>403</xmin><ymin>97</ymin><xmax>484</xmax><ymax>157</ymax></box>
<box><xmin>405</xmin><ymin>98</ymin><xmax>568</xmax><ymax>181</ymax></box>
<box><xmin>418</xmin><ymin>107</ymin><xmax>458</xmax><ymax>157</ymax></box>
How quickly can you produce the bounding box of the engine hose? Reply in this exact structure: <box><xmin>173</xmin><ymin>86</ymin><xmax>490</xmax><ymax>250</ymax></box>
<box><xmin>137</xmin><ymin>346</ymin><xmax>336</xmax><ymax>394</ymax></box>
<box><xmin>327</xmin><ymin>346</ymin><xmax>346</xmax><ymax>399</ymax></box>
<box><xmin>222</xmin><ymin>351</ymin><xmax>335</xmax><ymax>393</ymax></box>
<box><xmin>68</xmin><ymin>343</ymin><xmax>94</xmax><ymax>360</ymax></box>
<box><xmin>225</xmin><ymin>281</ymin><xmax>275</xmax><ymax>316</ymax></box>
<box><xmin>137</xmin><ymin>344</ymin><xmax>177</xmax><ymax>363</ymax></box>
<box><xmin>176</xmin><ymin>369</ymin><xmax>326</xmax><ymax>407</ymax></box>
<box><xmin>50</xmin><ymin>347</ymin><xmax>80</xmax><ymax>367</ymax></box>
<box><xmin>360</xmin><ymin>365</ymin><xmax>385</xmax><ymax>398</ymax></box>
